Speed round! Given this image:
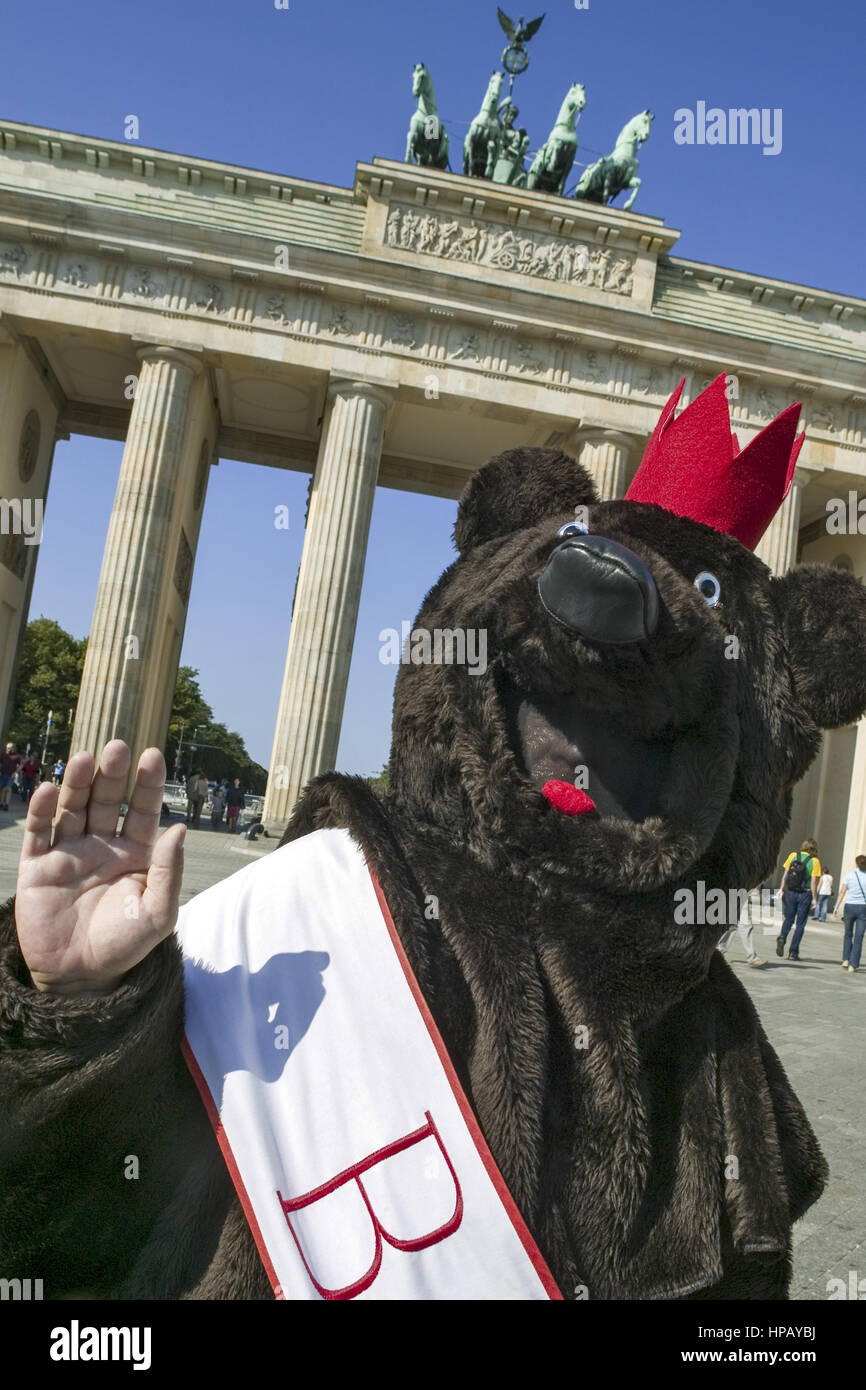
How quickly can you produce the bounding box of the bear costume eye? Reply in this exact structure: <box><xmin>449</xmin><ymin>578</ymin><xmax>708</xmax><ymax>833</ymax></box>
<box><xmin>558</xmin><ymin>520</ymin><xmax>589</xmax><ymax>539</ymax></box>
<box><xmin>694</xmin><ymin>571</ymin><xmax>721</xmax><ymax>607</ymax></box>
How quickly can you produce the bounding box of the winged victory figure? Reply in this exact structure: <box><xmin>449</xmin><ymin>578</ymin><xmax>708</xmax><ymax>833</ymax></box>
<box><xmin>497</xmin><ymin>9</ymin><xmax>546</xmax><ymax>46</ymax></box>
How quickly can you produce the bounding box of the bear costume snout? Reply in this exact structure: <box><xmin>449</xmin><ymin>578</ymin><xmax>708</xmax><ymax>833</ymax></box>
<box><xmin>538</xmin><ymin>531</ymin><xmax>660</xmax><ymax>644</ymax></box>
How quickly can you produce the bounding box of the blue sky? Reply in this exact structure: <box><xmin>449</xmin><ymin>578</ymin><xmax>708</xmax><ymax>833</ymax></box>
<box><xmin>7</xmin><ymin>0</ymin><xmax>864</xmax><ymax>773</ymax></box>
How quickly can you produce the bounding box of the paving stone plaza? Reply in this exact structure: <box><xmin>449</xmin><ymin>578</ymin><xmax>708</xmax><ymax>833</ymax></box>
<box><xmin>0</xmin><ymin>797</ymin><xmax>859</xmax><ymax>1301</ymax></box>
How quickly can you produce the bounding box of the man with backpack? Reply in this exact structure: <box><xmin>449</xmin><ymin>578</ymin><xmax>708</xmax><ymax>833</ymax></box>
<box><xmin>776</xmin><ymin>838</ymin><xmax>821</xmax><ymax>961</ymax></box>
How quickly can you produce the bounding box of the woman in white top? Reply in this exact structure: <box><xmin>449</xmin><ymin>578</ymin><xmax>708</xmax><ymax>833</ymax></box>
<box><xmin>814</xmin><ymin>870</ymin><xmax>833</xmax><ymax>920</ymax></box>
<box><xmin>832</xmin><ymin>854</ymin><xmax>866</xmax><ymax>972</ymax></box>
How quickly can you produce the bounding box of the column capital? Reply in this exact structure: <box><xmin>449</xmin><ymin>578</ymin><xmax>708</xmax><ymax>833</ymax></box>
<box><xmin>574</xmin><ymin>426</ymin><xmax>639</xmax><ymax>452</ymax></box>
<box><xmin>134</xmin><ymin>343</ymin><xmax>204</xmax><ymax>376</ymax></box>
<box><xmin>326</xmin><ymin>374</ymin><xmax>396</xmax><ymax>412</ymax></box>
<box><xmin>790</xmin><ymin>458</ymin><xmax>825</xmax><ymax>492</ymax></box>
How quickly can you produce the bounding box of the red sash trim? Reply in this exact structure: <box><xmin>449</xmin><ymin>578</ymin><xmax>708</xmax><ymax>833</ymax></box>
<box><xmin>182</xmin><ymin>1036</ymin><xmax>287</xmax><ymax>1298</ymax></box>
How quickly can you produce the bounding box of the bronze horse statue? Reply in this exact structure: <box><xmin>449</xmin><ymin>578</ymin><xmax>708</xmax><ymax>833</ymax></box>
<box><xmin>526</xmin><ymin>83</ymin><xmax>586</xmax><ymax>196</ymax></box>
<box><xmin>405</xmin><ymin>63</ymin><xmax>450</xmax><ymax>170</ymax></box>
<box><xmin>574</xmin><ymin>110</ymin><xmax>654</xmax><ymax>211</ymax></box>
<box><xmin>464</xmin><ymin>71</ymin><xmax>504</xmax><ymax>179</ymax></box>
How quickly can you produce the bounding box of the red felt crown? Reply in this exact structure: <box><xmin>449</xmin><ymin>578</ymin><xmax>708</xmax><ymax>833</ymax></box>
<box><xmin>624</xmin><ymin>373</ymin><xmax>805</xmax><ymax>551</ymax></box>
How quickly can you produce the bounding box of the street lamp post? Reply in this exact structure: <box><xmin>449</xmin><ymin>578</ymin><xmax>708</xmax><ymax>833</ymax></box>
<box><xmin>41</xmin><ymin>710</ymin><xmax>53</xmax><ymax>766</ymax></box>
<box><xmin>174</xmin><ymin>724</ymin><xmax>186</xmax><ymax>782</ymax></box>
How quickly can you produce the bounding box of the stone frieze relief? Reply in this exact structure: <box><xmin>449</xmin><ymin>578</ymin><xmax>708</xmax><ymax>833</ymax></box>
<box><xmin>384</xmin><ymin>203</ymin><xmax>636</xmax><ymax>296</ymax></box>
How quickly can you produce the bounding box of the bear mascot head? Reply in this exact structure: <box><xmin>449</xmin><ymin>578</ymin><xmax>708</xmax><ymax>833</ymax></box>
<box><xmin>286</xmin><ymin>373</ymin><xmax>866</xmax><ymax>1299</ymax></box>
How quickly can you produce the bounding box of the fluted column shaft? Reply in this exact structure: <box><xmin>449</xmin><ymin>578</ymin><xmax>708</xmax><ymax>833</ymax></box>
<box><xmin>71</xmin><ymin>346</ymin><xmax>202</xmax><ymax>758</ymax></box>
<box><xmin>755</xmin><ymin>466</ymin><xmax>809</xmax><ymax>575</ymax></box>
<box><xmin>264</xmin><ymin>377</ymin><xmax>393</xmax><ymax>830</ymax></box>
<box><xmin>575</xmin><ymin>430</ymin><xmax>634</xmax><ymax>501</ymax></box>
<box><xmin>841</xmin><ymin>716</ymin><xmax>866</xmax><ymax>881</ymax></box>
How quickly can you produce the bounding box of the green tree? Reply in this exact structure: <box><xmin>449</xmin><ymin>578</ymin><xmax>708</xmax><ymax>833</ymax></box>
<box><xmin>7</xmin><ymin>618</ymin><xmax>86</xmax><ymax>759</ymax></box>
<box><xmin>8</xmin><ymin>633</ymin><xmax>266</xmax><ymax>791</ymax></box>
<box><xmin>165</xmin><ymin>666</ymin><xmax>267</xmax><ymax>792</ymax></box>
<box><xmin>369</xmin><ymin>761</ymin><xmax>389</xmax><ymax>795</ymax></box>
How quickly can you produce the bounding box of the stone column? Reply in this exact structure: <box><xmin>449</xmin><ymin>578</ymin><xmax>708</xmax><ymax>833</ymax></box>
<box><xmin>840</xmin><ymin>716</ymin><xmax>866</xmax><ymax>878</ymax></box>
<box><xmin>0</xmin><ymin>329</ymin><xmax>61</xmax><ymax>746</ymax></box>
<box><xmin>71</xmin><ymin>345</ymin><xmax>203</xmax><ymax>761</ymax></box>
<box><xmin>263</xmin><ymin>376</ymin><xmax>394</xmax><ymax>833</ymax></box>
<box><xmin>755</xmin><ymin>466</ymin><xmax>809</xmax><ymax>575</ymax></box>
<box><xmin>575</xmin><ymin>429</ymin><xmax>634</xmax><ymax>501</ymax></box>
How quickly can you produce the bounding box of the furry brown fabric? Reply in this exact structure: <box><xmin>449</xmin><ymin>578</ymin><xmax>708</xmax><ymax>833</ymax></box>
<box><xmin>3</xmin><ymin>445</ymin><xmax>864</xmax><ymax>1299</ymax></box>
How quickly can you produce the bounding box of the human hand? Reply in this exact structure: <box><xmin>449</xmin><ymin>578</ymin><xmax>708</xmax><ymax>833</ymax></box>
<box><xmin>14</xmin><ymin>741</ymin><xmax>185</xmax><ymax>996</ymax></box>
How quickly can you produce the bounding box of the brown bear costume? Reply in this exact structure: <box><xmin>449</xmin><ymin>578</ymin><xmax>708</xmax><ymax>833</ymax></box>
<box><xmin>2</xmin><ymin>376</ymin><xmax>865</xmax><ymax>1299</ymax></box>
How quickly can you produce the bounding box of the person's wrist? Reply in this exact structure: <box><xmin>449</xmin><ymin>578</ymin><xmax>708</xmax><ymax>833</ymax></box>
<box><xmin>28</xmin><ymin>966</ymin><xmax>124</xmax><ymax>997</ymax></box>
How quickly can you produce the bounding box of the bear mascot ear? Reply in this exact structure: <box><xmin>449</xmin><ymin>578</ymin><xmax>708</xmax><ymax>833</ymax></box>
<box><xmin>771</xmin><ymin>564</ymin><xmax>866</xmax><ymax>730</ymax></box>
<box><xmin>454</xmin><ymin>446</ymin><xmax>598</xmax><ymax>555</ymax></box>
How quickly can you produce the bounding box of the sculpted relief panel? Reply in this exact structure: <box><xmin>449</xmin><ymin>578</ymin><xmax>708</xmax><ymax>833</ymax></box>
<box><xmin>0</xmin><ymin>243</ymin><xmax>28</xmax><ymax>277</ymax></box>
<box><xmin>383</xmin><ymin>204</ymin><xmax>636</xmax><ymax>296</ymax></box>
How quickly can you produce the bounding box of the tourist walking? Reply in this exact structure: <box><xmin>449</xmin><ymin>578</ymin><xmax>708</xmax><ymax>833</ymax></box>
<box><xmin>52</xmin><ymin>758</ymin><xmax>66</xmax><ymax>785</ymax></box>
<box><xmin>225</xmin><ymin>779</ymin><xmax>244</xmax><ymax>834</ymax></box>
<box><xmin>776</xmin><ymin>838</ymin><xmax>820</xmax><ymax>961</ymax></box>
<box><xmin>832</xmin><ymin>855</ymin><xmax>866</xmax><ymax>974</ymax></box>
<box><xmin>814</xmin><ymin>869</ymin><xmax>833</xmax><ymax>920</ymax></box>
<box><xmin>210</xmin><ymin>784</ymin><xmax>226</xmax><ymax>830</ymax></box>
<box><xmin>186</xmin><ymin>769</ymin><xmax>209</xmax><ymax>828</ymax></box>
<box><xmin>20</xmin><ymin>756</ymin><xmax>41</xmax><ymax>802</ymax></box>
<box><xmin>717</xmin><ymin>887</ymin><xmax>767</xmax><ymax>967</ymax></box>
<box><xmin>0</xmin><ymin>743</ymin><xmax>21</xmax><ymax>811</ymax></box>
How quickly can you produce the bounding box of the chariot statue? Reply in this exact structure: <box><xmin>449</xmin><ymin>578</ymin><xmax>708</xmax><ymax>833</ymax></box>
<box><xmin>491</xmin><ymin>99</ymin><xmax>530</xmax><ymax>186</ymax></box>
<box><xmin>401</xmin><ymin>13</ymin><xmax>654</xmax><ymax>211</ymax></box>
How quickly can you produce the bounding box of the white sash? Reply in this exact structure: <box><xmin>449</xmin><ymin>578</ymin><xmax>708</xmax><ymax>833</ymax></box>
<box><xmin>177</xmin><ymin>827</ymin><xmax>560</xmax><ymax>1301</ymax></box>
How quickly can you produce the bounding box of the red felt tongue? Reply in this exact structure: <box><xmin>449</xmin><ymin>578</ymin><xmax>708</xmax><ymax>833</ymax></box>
<box><xmin>542</xmin><ymin>780</ymin><xmax>596</xmax><ymax>815</ymax></box>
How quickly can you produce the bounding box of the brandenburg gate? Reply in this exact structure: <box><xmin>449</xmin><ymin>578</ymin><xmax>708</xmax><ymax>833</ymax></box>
<box><xmin>0</xmin><ymin>119</ymin><xmax>864</xmax><ymax>866</ymax></box>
